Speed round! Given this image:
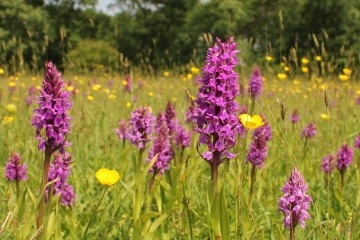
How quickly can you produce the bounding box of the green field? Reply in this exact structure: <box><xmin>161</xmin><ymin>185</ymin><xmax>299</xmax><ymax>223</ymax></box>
<box><xmin>1</xmin><ymin>54</ymin><xmax>360</xmax><ymax>239</ymax></box>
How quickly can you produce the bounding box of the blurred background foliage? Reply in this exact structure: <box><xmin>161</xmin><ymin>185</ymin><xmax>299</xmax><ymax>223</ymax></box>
<box><xmin>0</xmin><ymin>0</ymin><xmax>360</xmax><ymax>74</ymax></box>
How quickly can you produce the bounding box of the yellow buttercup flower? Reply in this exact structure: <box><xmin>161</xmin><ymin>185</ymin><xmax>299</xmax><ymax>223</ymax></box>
<box><xmin>122</xmin><ymin>80</ymin><xmax>127</xmax><ymax>86</ymax></box>
<box><xmin>5</xmin><ymin>103</ymin><xmax>17</xmax><ymax>113</ymax></box>
<box><xmin>343</xmin><ymin>68</ymin><xmax>352</xmax><ymax>76</ymax></box>
<box><xmin>163</xmin><ymin>71</ymin><xmax>170</xmax><ymax>77</ymax></box>
<box><xmin>87</xmin><ymin>95</ymin><xmax>94</xmax><ymax>101</ymax></box>
<box><xmin>284</xmin><ymin>66</ymin><xmax>290</xmax><ymax>72</ymax></box>
<box><xmin>96</xmin><ymin>168</ymin><xmax>120</xmax><ymax>186</ymax></box>
<box><xmin>356</xmin><ymin>90</ymin><xmax>360</xmax><ymax>95</ymax></box>
<box><xmin>66</xmin><ymin>86</ymin><xmax>75</xmax><ymax>92</ymax></box>
<box><xmin>265</xmin><ymin>56</ymin><xmax>273</xmax><ymax>62</ymax></box>
<box><xmin>108</xmin><ymin>94</ymin><xmax>116</xmax><ymax>100</ymax></box>
<box><xmin>0</xmin><ymin>68</ymin><xmax>4</xmax><ymax>74</ymax></box>
<box><xmin>92</xmin><ymin>84</ymin><xmax>101</xmax><ymax>91</ymax></box>
<box><xmin>190</xmin><ymin>67</ymin><xmax>200</xmax><ymax>74</ymax></box>
<box><xmin>2</xmin><ymin>116</ymin><xmax>14</xmax><ymax>125</ymax></box>
<box><xmin>148</xmin><ymin>91</ymin><xmax>154</xmax><ymax>97</ymax></box>
<box><xmin>320</xmin><ymin>114</ymin><xmax>330</xmax><ymax>120</ymax></box>
<box><xmin>277</xmin><ymin>73</ymin><xmax>287</xmax><ymax>80</ymax></box>
<box><xmin>187</xmin><ymin>73</ymin><xmax>193</xmax><ymax>80</ymax></box>
<box><xmin>8</xmin><ymin>81</ymin><xmax>16</xmax><ymax>87</ymax></box>
<box><xmin>315</xmin><ymin>56</ymin><xmax>322</xmax><ymax>62</ymax></box>
<box><xmin>338</xmin><ymin>74</ymin><xmax>349</xmax><ymax>81</ymax></box>
<box><xmin>301</xmin><ymin>67</ymin><xmax>309</xmax><ymax>73</ymax></box>
<box><xmin>126</xmin><ymin>102</ymin><xmax>131</xmax><ymax>108</ymax></box>
<box><xmin>103</xmin><ymin>88</ymin><xmax>110</xmax><ymax>94</ymax></box>
<box><xmin>301</xmin><ymin>58</ymin><xmax>309</xmax><ymax>64</ymax></box>
<box><xmin>239</xmin><ymin>114</ymin><xmax>264</xmax><ymax>129</ymax></box>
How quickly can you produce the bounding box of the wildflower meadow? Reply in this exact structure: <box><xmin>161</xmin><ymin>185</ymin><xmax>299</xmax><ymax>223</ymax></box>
<box><xmin>1</xmin><ymin>36</ymin><xmax>360</xmax><ymax>240</ymax></box>
<box><xmin>1</xmin><ymin>1</ymin><xmax>360</xmax><ymax>239</ymax></box>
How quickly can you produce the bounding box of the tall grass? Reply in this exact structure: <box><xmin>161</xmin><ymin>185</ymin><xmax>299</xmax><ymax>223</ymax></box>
<box><xmin>0</xmin><ymin>63</ymin><xmax>360</xmax><ymax>239</ymax></box>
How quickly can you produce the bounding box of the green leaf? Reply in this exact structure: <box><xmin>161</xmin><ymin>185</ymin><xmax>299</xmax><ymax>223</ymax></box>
<box><xmin>147</xmin><ymin>212</ymin><xmax>169</xmax><ymax>235</ymax></box>
<box><xmin>45</xmin><ymin>211</ymin><xmax>56</xmax><ymax>240</ymax></box>
<box><xmin>219</xmin><ymin>188</ymin><xmax>231</xmax><ymax>240</ymax></box>
<box><xmin>25</xmin><ymin>183</ymin><xmax>37</xmax><ymax>207</ymax></box>
<box><xmin>142</xmin><ymin>154</ymin><xmax>158</xmax><ymax>179</ymax></box>
<box><xmin>16</xmin><ymin>187</ymin><xmax>27</xmax><ymax>223</ymax></box>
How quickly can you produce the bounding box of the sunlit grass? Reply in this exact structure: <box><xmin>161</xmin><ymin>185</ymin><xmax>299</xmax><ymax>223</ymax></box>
<box><xmin>0</xmin><ymin>67</ymin><xmax>360</xmax><ymax>239</ymax></box>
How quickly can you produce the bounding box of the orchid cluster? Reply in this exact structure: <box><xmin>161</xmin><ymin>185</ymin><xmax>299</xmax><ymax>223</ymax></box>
<box><xmin>246</xmin><ymin>119</ymin><xmax>272</xmax><ymax>168</ymax></box>
<box><xmin>193</xmin><ymin>37</ymin><xmax>241</xmax><ymax>164</ymax></box>
<box><xmin>278</xmin><ymin>168</ymin><xmax>312</xmax><ymax>237</ymax></box>
<box><xmin>5</xmin><ymin>152</ymin><xmax>27</xmax><ymax>182</ymax></box>
<box><xmin>32</xmin><ymin>61</ymin><xmax>72</xmax><ymax>154</ymax></box>
<box><xmin>46</xmin><ymin>153</ymin><xmax>75</xmax><ymax>206</ymax></box>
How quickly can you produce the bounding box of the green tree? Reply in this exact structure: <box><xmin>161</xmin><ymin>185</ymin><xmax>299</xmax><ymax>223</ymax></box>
<box><xmin>0</xmin><ymin>0</ymin><xmax>49</xmax><ymax>73</ymax></box>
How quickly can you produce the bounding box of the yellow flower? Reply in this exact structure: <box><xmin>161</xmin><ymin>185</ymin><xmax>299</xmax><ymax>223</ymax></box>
<box><xmin>148</xmin><ymin>91</ymin><xmax>154</xmax><ymax>96</ymax></box>
<box><xmin>0</xmin><ymin>68</ymin><xmax>4</xmax><ymax>74</ymax></box>
<box><xmin>8</xmin><ymin>81</ymin><xmax>16</xmax><ymax>87</ymax></box>
<box><xmin>356</xmin><ymin>90</ymin><xmax>360</xmax><ymax>95</ymax></box>
<box><xmin>315</xmin><ymin>56</ymin><xmax>322</xmax><ymax>62</ymax></box>
<box><xmin>87</xmin><ymin>95</ymin><xmax>94</xmax><ymax>101</ymax></box>
<box><xmin>265</xmin><ymin>56</ymin><xmax>273</xmax><ymax>62</ymax></box>
<box><xmin>320</xmin><ymin>113</ymin><xmax>330</xmax><ymax>120</ymax></box>
<box><xmin>277</xmin><ymin>73</ymin><xmax>287</xmax><ymax>80</ymax></box>
<box><xmin>171</xmin><ymin>97</ymin><xmax>176</xmax><ymax>102</ymax></box>
<box><xmin>187</xmin><ymin>73</ymin><xmax>193</xmax><ymax>80</ymax></box>
<box><xmin>293</xmin><ymin>80</ymin><xmax>300</xmax><ymax>85</ymax></box>
<box><xmin>190</xmin><ymin>67</ymin><xmax>200</xmax><ymax>74</ymax></box>
<box><xmin>338</xmin><ymin>74</ymin><xmax>349</xmax><ymax>81</ymax></box>
<box><xmin>122</xmin><ymin>80</ymin><xmax>127</xmax><ymax>86</ymax></box>
<box><xmin>343</xmin><ymin>68</ymin><xmax>352</xmax><ymax>76</ymax></box>
<box><xmin>66</xmin><ymin>86</ymin><xmax>75</xmax><ymax>92</ymax></box>
<box><xmin>103</xmin><ymin>88</ymin><xmax>110</xmax><ymax>94</ymax></box>
<box><xmin>5</xmin><ymin>103</ymin><xmax>17</xmax><ymax>113</ymax></box>
<box><xmin>284</xmin><ymin>66</ymin><xmax>290</xmax><ymax>72</ymax></box>
<box><xmin>96</xmin><ymin>168</ymin><xmax>120</xmax><ymax>186</ymax></box>
<box><xmin>163</xmin><ymin>71</ymin><xmax>170</xmax><ymax>77</ymax></box>
<box><xmin>301</xmin><ymin>67</ymin><xmax>309</xmax><ymax>73</ymax></box>
<box><xmin>2</xmin><ymin>116</ymin><xmax>14</xmax><ymax>125</ymax></box>
<box><xmin>238</xmin><ymin>114</ymin><xmax>264</xmax><ymax>129</ymax></box>
<box><xmin>108</xmin><ymin>94</ymin><xmax>116</xmax><ymax>100</ymax></box>
<box><xmin>92</xmin><ymin>84</ymin><xmax>101</xmax><ymax>91</ymax></box>
<box><xmin>301</xmin><ymin>58</ymin><xmax>309</xmax><ymax>64</ymax></box>
<box><xmin>126</xmin><ymin>102</ymin><xmax>131</xmax><ymax>108</ymax></box>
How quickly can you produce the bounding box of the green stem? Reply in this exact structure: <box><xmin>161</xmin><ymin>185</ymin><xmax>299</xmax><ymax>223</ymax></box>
<box><xmin>36</xmin><ymin>148</ymin><xmax>52</xmax><ymax>235</ymax></box>
<box><xmin>289</xmin><ymin>225</ymin><xmax>295</xmax><ymax>240</ymax></box>
<box><xmin>83</xmin><ymin>187</ymin><xmax>107</xmax><ymax>240</ymax></box>
<box><xmin>148</xmin><ymin>172</ymin><xmax>156</xmax><ymax>193</ymax></box>
<box><xmin>250</xmin><ymin>97</ymin><xmax>255</xmax><ymax>115</ymax></box>
<box><xmin>210</xmin><ymin>156</ymin><xmax>221</xmax><ymax>240</ymax></box>
<box><xmin>248</xmin><ymin>165</ymin><xmax>256</xmax><ymax>208</ymax></box>
<box><xmin>301</xmin><ymin>138</ymin><xmax>308</xmax><ymax>161</ymax></box>
<box><xmin>15</xmin><ymin>181</ymin><xmax>20</xmax><ymax>199</ymax></box>
<box><xmin>210</xmin><ymin>163</ymin><xmax>219</xmax><ymax>197</ymax></box>
<box><xmin>181</xmin><ymin>183</ymin><xmax>193</xmax><ymax>240</ymax></box>
<box><xmin>133</xmin><ymin>148</ymin><xmax>144</xmax><ymax>223</ymax></box>
<box><xmin>340</xmin><ymin>170</ymin><xmax>345</xmax><ymax>193</ymax></box>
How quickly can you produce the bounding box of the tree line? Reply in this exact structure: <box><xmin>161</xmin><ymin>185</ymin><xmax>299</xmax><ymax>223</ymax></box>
<box><xmin>0</xmin><ymin>0</ymin><xmax>359</xmax><ymax>74</ymax></box>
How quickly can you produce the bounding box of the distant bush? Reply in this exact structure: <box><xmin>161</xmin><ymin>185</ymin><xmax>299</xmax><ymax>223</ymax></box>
<box><xmin>66</xmin><ymin>40</ymin><xmax>121</xmax><ymax>73</ymax></box>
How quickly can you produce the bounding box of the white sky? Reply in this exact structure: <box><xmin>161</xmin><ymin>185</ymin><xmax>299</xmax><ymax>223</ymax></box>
<box><xmin>96</xmin><ymin>0</ymin><xmax>118</xmax><ymax>15</ymax></box>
